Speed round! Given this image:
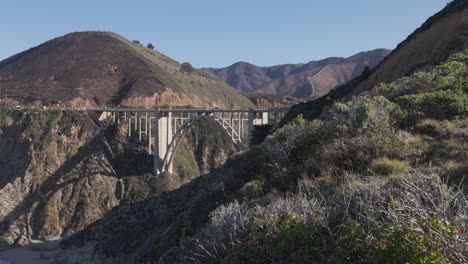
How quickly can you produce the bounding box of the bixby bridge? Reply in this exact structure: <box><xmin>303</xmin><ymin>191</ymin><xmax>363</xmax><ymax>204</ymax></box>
<box><xmin>88</xmin><ymin>108</ymin><xmax>289</xmax><ymax>175</ymax></box>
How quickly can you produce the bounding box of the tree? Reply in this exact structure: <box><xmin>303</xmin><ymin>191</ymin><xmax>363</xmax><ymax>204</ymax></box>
<box><xmin>147</xmin><ymin>43</ymin><xmax>154</xmax><ymax>49</ymax></box>
<box><xmin>133</xmin><ymin>40</ymin><xmax>140</xmax><ymax>44</ymax></box>
<box><xmin>180</xmin><ymin>62</ymin><xmax>194</xmax><ymax>73</ymax></box>
<box><xmin>361</xmin><ymin>65</ymin><xmax>371</xmax><ymax>79</ymax></box>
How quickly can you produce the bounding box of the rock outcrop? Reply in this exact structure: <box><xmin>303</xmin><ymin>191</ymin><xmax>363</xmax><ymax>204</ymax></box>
<box><xmin>0</xmin><ymin>108</ymin><xmax>237</xmax><ymax>248</ymax></box>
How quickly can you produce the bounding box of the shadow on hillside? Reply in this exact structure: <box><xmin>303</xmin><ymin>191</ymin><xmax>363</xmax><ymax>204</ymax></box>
<box><xmin>0</xmin><ymin>134</ymin><xmax>117</xmax><ymax>241</ymax></box>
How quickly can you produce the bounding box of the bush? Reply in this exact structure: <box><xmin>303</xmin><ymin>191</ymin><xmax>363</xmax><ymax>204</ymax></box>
<box><xmin>147</xmin><ymin>43</ymin><xmax>154</xmax><ymax>49</ymax></box>
<box><xmin>396</xmin><ymin>89</ymin><xmax>468</xmax><ymax>121</ymax></box>
<box><xmin>340</xmin><ymin>217</ymin><xmax>459</xmax><ymax>264</ymax></box>
<box><xmin>133</xmin><ymin>40</ymin><xmax>140</xmax><ymax>44</ymax></box>
<box><xmin>167</xmin><ymin>173</ymin><xmax>467</xmax><ymax>264</ymax></box>
<box><xmin>448</xmin><ymin>50</ymin><xmax>468</xmax><ymax>62</ymax></box>
<box><xmin>370</xmin><ymin>158</ymin><xmax>409</xmax><ymax>175</ymax></box>
<box><xmin>180</xmin><ymin>62</ymin><xmax>194</xmax><ymax>73</ymax></box>
<box><xmin>258</xmin><ymin>96</ymin><xmax>406</xmax><ymax>190</ymax></box>
<box><xmin>378</xmin><ymin>82</ymin><xmax>398</xmax><ymax>96</ymax></box>
<box><xmin>437</xmin><ymin>60</ymin><xmax>465</xmax><ymax>75</ymax></box>
<box><xmin>291</xmin><ymin>113</ymin><xmax>305</xmax><ymax>127</ymax></box>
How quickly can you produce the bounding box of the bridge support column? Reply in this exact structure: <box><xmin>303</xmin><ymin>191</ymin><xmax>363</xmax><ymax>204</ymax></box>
<box><xmin>167</xmin><ymin>112</ymin><xmax>173</xmax><ymax>174</ymax></box>
<box><xmin>154</xmin><ymin>110</ymin><xmax>160</xmax><ymax>175</ymax></box>
<box><xmin>148</xmin><ymin>117</ymin><xmax>152</xmax><ymax>154</ymax></box>
<box><xmin>128</xmin><ymin>113</ymin><xmax>132</xmax><ymax>137</ymax></box>
<box><xmin>139</xmin><ymin>115</ymin><xmax>142</xmax><ymax>141</ymax></box>
<box><xmin>262</xmin><ymin>112</ymin><xmax>268</xmax><ymax>125</ymax></box>
<box><xmin>145</xmin><ymin>112</ymin><xmax>148</xmax><ymax>136</ymax></box>
<box><xmin>248</xmin><ymin>109</ymin><xmax>255</xmax><ymax>146</ymax></box>
<box><xmin>134</xmin><ymin>112</ymin><xmax>138</xmax><ymax>132</ymax></box>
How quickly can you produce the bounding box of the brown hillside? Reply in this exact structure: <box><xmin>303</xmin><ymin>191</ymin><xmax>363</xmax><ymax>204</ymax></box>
<box><xmin>204</xmin><ymin>49</ymin><xmax>390</xmax><ymax>98</ymax></box>
<box><xmin>283</xmin><ymin>0</ymin><xmax>468</xmax><ymax>124</ymax></box>
<box><xmin>0</xmin><ymin>31</ymin><xmax>254</xmax><ymax>108</ymax></box>
<box><xmin>343</xmin><ymin>0</ymin><xmax>468</xmax><ymax>98</ymax></box>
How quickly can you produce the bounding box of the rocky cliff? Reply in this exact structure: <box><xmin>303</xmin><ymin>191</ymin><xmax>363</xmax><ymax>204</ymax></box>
<box><xmin>0</xmin><ymin>107</ymin><xmax>236</xmax><ymax>247</ymax></box>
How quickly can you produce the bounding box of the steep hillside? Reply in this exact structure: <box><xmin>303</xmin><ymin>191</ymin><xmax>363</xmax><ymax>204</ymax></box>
<box><xmin>284</xmin><ymin>0</ymin><xmax>468</xmax><ymax>123</ymax></box>
<box><xmin>204</xmin><ymin>49</ymin><xmax>390</xmax><ymax>98</ymax></box>
<box><xmin>57</xmin><ymin>50</ymin><xmax>468</xmax><ymax>264</ymax></box>
<box><xmin>0</xmin><ymin>108</ymin><xmax>237</xmax><ymax>248</ymax></box>
<box><xmin>0</xmin><ymin>31</ymin><xmax>254</xmax><ymax>108</ymax></box>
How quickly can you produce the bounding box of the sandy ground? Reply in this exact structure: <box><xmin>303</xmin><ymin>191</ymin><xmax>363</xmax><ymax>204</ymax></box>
<box><xmin>0</xmin><ymin>248</ymin><xmax>59</xmax><ymax>264</ymax></box>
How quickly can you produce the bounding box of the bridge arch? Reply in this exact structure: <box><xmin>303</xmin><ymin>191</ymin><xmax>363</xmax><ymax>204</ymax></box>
<box><xmin>160</xmin><ymin>114</ymin><xmax>239</xmax><ymax>173</ymax></box>
<box><xmin>89</xmin><ymin>107</ymin><xmax>289</xmax><ymax>175</ymax></box>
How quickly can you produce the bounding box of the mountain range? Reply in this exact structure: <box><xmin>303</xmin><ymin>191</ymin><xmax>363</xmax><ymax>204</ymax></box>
<box><xmin>203</xmin><ymin>49</ymin><xmax>390</xmax><ymax>98</ymax></box>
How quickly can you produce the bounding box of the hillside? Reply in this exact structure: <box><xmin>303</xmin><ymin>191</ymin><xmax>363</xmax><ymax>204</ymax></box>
<box><xmin>204</xmin><ymin>49</ymin><xmax>390</xmax><ymax>98</ymax></box>
<box><xmin>0</xmin><ymin>107</ymin><xmax>237</xmax><ymax>250</ymax></box>
<box><xmin>0</xmin><ymin>31</ymin><xmax>254</xmax><ymax>108</ymax></box>
<box><xmin>57</xmin><ymin>50</ymin><xmax>468</xmax><ymax>264</ymax></box>
<box><xmin>284</xmin><ymin>0</ymin><xmax>468</xmax><ymax>123</ymax></box>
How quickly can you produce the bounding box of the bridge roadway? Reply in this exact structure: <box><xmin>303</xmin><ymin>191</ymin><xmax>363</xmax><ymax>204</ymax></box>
<box><xmin>87</xmin><ymin>108</ymin><xmax>289</xmax><ymax>175</ymax></box>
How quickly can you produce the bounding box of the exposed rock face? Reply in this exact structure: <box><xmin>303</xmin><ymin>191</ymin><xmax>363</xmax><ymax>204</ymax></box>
<box><xmin>0</xmin><ymin>110</ymin><xmax>118</xmax><ymax>246</ymax></box>
<box><xmin>0</xmin><ymin>108</ymin><xmax>237</xmax><ymax>247</ymax></box>
<box><xmin>204</xmin><ymin>49</ymin><xmax>390</xmax><ymax>98</ymax></box>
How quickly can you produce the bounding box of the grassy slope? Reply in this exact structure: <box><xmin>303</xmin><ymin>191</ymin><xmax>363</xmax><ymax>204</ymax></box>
<box><xmin>107</xmin><ymin>32</ymin><xmax>254</xmax><ymax>108</ymax></box>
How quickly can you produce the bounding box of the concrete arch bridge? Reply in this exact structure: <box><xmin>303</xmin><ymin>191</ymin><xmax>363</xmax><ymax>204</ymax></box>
<box><xmin>89</xmin><ymin>108</ymin><xmax>289</xmax><ymax>175</ymax></box>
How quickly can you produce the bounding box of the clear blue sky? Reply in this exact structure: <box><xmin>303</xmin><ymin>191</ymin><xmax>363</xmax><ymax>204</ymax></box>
<box><xmin>1</xmin><ymin>0</ymin><xmax>448</xmax><ymax>68</ymax></box>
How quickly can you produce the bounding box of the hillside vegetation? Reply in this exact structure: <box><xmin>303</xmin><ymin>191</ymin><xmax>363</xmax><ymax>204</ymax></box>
<box><xmin>156</xmin><ymin>50</ymin><xmax>468</xmax><ymax>264</ymax></box>
<box><xmin>59</xmin><ymin>52</ymin><xmax>468</xmax><ymax>264</ymax></box>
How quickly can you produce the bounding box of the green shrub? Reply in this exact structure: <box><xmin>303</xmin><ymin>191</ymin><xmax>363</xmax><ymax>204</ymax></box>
<box><xmin>354</xmin><ymin>102</ymin><xmax>378</xmax><ymax>129</ymax></box>
<box><xmin>407</xmin><ymin>72</ymin><xmax>435</xmax><ymax>88</ymax></box>
<box><xmin>452</xmin><ymin>76</ymin><xmax>468</xmax><ymax>92</ymax></box>
<box><xmin>332</xmin><ymin>102</ymin><xmax>349</xmax><ymax>114</ymax></box>
<box><xmin>437</xmin><ymin>60</ymin><xmax>465</xmax><ymax>75</ymax></box>
<box><xmin>370</xmin><ymin>158</ymin><xmax>409</xmax><ymax>175</ymax></box>
<box><xmin>434</xmin><ymin>75</ymin><xmax>450</xmax><ymax>89</ymax></box>
<box><xmin>396</xmin><ymin>89</ymin><xmax>468</xmax><ymax>120</ymax></box>
<box><xmin>291</xmin><ymin>113</ymin><xmax>305</xmax><ymax>127</ymax></box>
<box><xmin>339</xmin><ymin>217</ymin><xmax>458</xmax><ymax>264</ymax></box>
<box><xmin>378</xmin><ymin>82</ymin><xmax>398</xmax><ymax>96</ymax></box>
<box><xmin>244</xmin><ymin>212</ymin><xmax>331</xmax><ymax>263</ymax></box>
<box><xmin>448</xmin><ymin>50</ymin><xmax>468</xmax><ymax>62</ymax></box>
<box><xmin>275</xmin><ymin>128</ymin><xmax>287</xmax><ymax>143</ymax></box>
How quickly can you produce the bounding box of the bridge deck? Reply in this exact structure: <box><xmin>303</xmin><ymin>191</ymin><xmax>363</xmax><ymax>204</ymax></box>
<box><xmin>88</xmin><ymin>108</ymin><xmax>290</xmax><ymax>113</ymax></box>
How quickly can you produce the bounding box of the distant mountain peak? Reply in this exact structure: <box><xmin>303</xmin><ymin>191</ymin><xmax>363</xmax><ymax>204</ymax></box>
<box><xmin>203</xmin><ymin>49</ymin><xmax>391</xmax><ymax>98</ymax></box>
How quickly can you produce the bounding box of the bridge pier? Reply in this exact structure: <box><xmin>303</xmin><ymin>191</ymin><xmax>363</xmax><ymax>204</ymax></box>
<box><xmin>154</xmin><ymin>110</ymin><xmax>160</xmax><ymax>174</ymax></box>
